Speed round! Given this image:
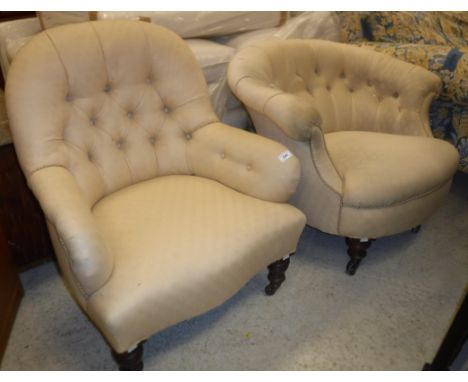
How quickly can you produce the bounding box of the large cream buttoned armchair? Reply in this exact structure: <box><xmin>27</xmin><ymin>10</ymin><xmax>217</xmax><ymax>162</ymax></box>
<box><xmin>228</xmin><ymin>39</ymin><xmax>459</xmax><ymax>275</ymax></box>
<box><xmin>5</xmin><ymin>21</ymin><xmax>306</xmax><ymax>370</ymax></box>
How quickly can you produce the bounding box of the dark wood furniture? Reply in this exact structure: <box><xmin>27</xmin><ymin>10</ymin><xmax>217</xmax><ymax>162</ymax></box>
<box><xmin>0</xmin><ymin>144</ymin><xmax>54</xmax><ymax>269</ymax></box>
<box><xmin>424</xmin><ymin>291</ymin><xmax>468</xmax><ymax>371</ymax></box>
<box><xmin>0</xmin><ymin>222</ymin><xmax>23</xmax><ymax>363</ymax></box>
<box><xmin>0</xmin><ymin>11</ymin><xmax>53</xmax><ymax>270</ymax></box>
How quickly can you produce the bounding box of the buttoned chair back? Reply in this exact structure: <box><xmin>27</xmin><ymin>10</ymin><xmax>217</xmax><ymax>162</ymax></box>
<box><xmin>228</xmin><ymin>39</ymin><xmax>459</xmax><ymax>275</ymax></box>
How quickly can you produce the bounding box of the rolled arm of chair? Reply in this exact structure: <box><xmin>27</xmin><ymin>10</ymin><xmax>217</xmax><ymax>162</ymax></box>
<box><xmin>29</xmin><ymin>166</ymin><xmax>113</xmax><ymax>298</ymax></box>
<box><xmin>229</xmin><ymin>75</ymin><xmax>322</xmax><ymax>141</ymax></box>
<box><xmin>189</xmin><ymin>122</ymin><xmax>301</xmax><ymax>202</ymax></box>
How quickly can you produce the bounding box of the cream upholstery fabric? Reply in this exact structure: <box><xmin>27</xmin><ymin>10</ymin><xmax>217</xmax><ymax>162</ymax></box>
<box><xmin>5</xmin><ymin>21</ymin><xmax>306</xmax><ymax>353</ymax></box>
<box><xmin>228</xmin><ymin>39</ymin><xmax>459</xmax><ymax>239</ymax></box>
<box><xmin>90</xmin><ymin>175</ymin><xmax>304</xmax><ymax>350</ymax></box>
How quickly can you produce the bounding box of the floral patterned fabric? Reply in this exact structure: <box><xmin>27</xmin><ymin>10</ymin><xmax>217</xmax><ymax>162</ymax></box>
<box><xmin>337</xmin><ymin>11</ymin><xmax>468</xmax><ymax>172</ymax></box>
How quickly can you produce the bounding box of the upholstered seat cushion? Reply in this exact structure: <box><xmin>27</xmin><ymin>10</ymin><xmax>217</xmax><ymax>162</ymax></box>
<box><xmin>88</xmin><ymin>175</ymin><xmax>305</xmax><ymax>351</ymax></box>
<box><xmin>325</xmin><ymin>131</ymin><xmax>459</xmax><ymax>208</ymax></box>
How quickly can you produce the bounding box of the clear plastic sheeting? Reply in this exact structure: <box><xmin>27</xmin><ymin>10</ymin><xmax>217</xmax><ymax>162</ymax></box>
<box><xmin>220</xmin><ymin>12</ymin><xmax>340</xmax><ymax>50</ymax></box>
<box><xmin>98</xmin><ymin>11</ymin><xmax>287</xmax><ymax>39</ymax></box>
<box><xmin>186</xmin><ymin>39</ymin><xmax>235</xmax><ymax>121</ymax></box>
<box><xmin>37</xmin><ymin>11</ymin><xmax>94</xmax><ymax>30</ymax></box>
<box><xmin>186</xmin><ymin>39</ymin><xmax>234</xmax><ymax>84</ymax></box>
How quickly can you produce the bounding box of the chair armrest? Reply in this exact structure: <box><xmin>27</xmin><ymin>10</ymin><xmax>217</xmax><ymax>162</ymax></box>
<box><xmin>189</xmin><ymin>122</ymin><xmax>301</xmax><ymax>202</ymax></box>
<box><xmin>29</xmin><ymin>166</ymin><xmax>113</xmax><ymax>298</ymax></box>
<box><xmin>228</xmin><ymin>73</ymin><xmax>321</xmax><ymax>141</ymax></box>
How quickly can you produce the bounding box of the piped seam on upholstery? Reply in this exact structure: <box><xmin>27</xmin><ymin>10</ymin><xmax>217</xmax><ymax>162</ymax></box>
<box><xmin>261</xmin><ymin>91</ymin><xmax>287</xmax><ymax>115</ymax></box>
<box><xmin>309</xmin><ymin>140</ymin><xmax>342</xmax><ymax>197</ymax></box>
<box><xmin>44</xmin><ymin>30</ymin><xmax>71</xmax><ymax>91</ymax></box>
<box><xmin>88</xmin><ymin>22</ymin><xmax>112</xmax><ymax>89</ymax></box>
<box><xmin>343</xmin><ymin>178</ymin><xmax>452</xmax><ymax>210</ymax></box>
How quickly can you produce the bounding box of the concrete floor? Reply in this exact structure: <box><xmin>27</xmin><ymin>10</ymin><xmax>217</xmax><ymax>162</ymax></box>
<box><xmin>1</xmin><ymin>173</ymin><xmax>467</xmax><ymax>371</ymax></box>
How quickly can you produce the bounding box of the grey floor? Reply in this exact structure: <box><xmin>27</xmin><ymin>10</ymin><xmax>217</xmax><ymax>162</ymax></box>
<box><xmin>1</xmin><ymin>173</ymin><xmax>467</xmax><ymax>371</ymax></box>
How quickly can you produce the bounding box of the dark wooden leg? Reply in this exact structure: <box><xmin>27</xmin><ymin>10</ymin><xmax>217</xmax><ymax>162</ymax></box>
<box><xmin>111</xmin><ymin>342</ymin><xmax>144</xmax><ymax>371</ymax></box>
<box><xmin>411</xmin><ymin>225</ymin><xmax>422</xmax><ymax>234</ymax></box>
<box><xmin>345</xmin><ymin>238</ymin><xmax>373</xmax><ymax>276</ymax></box>
<box><xmin>265</xmin><ymin>254</ymin><xmax>292</xmax><ymax>296</ymax></box>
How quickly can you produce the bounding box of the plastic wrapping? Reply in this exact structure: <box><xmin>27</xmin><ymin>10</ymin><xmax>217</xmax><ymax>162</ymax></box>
<box><xmin>37</xmin><ymin>11</ymin><xmax>94</xmax><ymax>30</ymax></box>
<box><xmin>185</xmin><ymin>39</ymin><xmax>235</xmax><ymax>120</ymax></box>
<box><xmin>221</xmin><ymin>106</ymin><xmax>250</xmax><ymax>129</ymax></box>
<box><xmin>0</xmin><ymin>17</ymin><xmax>41</xmax><ymax>79</ymax></box>
<box><xmin>98</xmin><ymin>11</ymin><xmax>287</xmax><ymax>39</ymax></box>
<box><xmin>186</xmin><ymin>39</ymin><xmax>234</xmax><ymax>83</ymax></box>
<box><xmin>220</xmin><ymin>11</ymin><xmax>340</xmax><ymax>50</ymax></box>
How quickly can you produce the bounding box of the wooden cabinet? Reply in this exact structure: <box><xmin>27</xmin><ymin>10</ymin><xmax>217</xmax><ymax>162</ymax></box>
<box><xmin>0</xmin><ymin>222</ymin><xmax>23</xmax><ymax>362</ymax></box>
<box><xmin>0</xmin><ymin>144</ymin><xmax>53</xmax><ymax>269</ymax></box>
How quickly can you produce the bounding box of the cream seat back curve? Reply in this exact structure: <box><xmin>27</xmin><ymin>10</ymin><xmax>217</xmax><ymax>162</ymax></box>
<box><xmin>5</xmin><ymin>21</ymin><xmax>306</xmax><ymax>370</ymax></box>
<box><xmin>227</xmin><ymin>39</ymin><xmax>459</xmax><ymax>275</ymax></box>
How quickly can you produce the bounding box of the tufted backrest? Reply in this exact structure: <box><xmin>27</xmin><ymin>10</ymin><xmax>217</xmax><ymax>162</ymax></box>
<box><xmin>6</xmin><ymin>21</ymin><xmax>219</xmax><ymax>205</ymax></box>
<box><xmin>228</xmin><ymin>39</ymin><xmax>441</xmax><ymax>137</ymax></box>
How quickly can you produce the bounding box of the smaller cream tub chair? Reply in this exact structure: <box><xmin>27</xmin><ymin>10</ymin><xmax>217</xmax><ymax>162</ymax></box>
<box><xmin>5</xmin><ymin>21</ymin><xmax>306</xmax><ymax>370</ymax></box>
<box><xmin>228</xmin><ymin>39</ymin><xmax>459</xmax><ymax>275</ymax></box>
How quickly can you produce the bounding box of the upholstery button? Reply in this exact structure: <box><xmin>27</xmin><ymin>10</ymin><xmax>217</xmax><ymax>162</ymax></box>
<box><xmin>116</xmin><ymin>139</ymin><xmax>124</xmax><ymax>149</ymax></box>
<box><xmin>220</xmin><ymin>152</ymin><xmax>225</xmax><ymax>159</ymax></box>
<box><xmin>104</xmin><ymin>83</ymin><xmax>111</xmax><ymax>93</ymax></box>
<box><xmin>340</xmin><ymin>71</ymin><xmax>345</xmax><ymax>79</ymax></box>
<box><xmin>314</xmin><ymin>68</ymin><xmax>319</xmax><ymax>75</ymax></box>
<box><xmin>185</xmin><ymin>133</ymin><xmax>192</xmax><ymax>141</ymax></box>
<box><xmin>393</xmin><ymin>91</ymin><xmax>399</xmax><ymax>98</ymax></box>
<box><xmin>148</xmin><ymin>136</ymin><xmax>156</xmax><ymax>145</ymax></box>
<box><xmin>127</xmin><ymin>111</ymin><xmax>134</xmax><ymax>119</ymax></box>
<box><xmin>90</xmin><ymin>117</ymin><xmax>97</xmax><ymax>126</ymax></box>
<box><xmin>367</xmin><ymin>80</ymin><xmax>372</xmax><ymax>87</ymax></box>
<box><xmin>349</xmin><ymin>87</ymin><xmax>354</xmax><ymax>93</ymax></box>
<box><xmin>65</xmin><ymin>94</ymin><xmax>73</xmax><ymax>102</ymax></box>
<box><xmin>87</xmin><ymin>152</ymin><xmax>94</xmax><ymax>162</ymax></box>
<box><xmin>164</xmin><ymin>106</ymin><xmax>170</xmax><ymax>113</ymax></box>
<box><xmin>246</xmin><ymin>164</ymin><xmax>252</xmax><ymax>171</ymax></box>
<box><xmin>326</xmin><ymin>84</ymin><xmax>332</xmax><ymax>91</ymax></box>
<box><xmin>145</xmin><ymin>76</ymin><xmax>152</xmax><ymax>84</ymax></box>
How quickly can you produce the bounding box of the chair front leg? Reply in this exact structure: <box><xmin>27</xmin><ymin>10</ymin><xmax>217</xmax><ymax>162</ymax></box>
<box><xmin>264</xmin><ymin>254</ymin><xmax>294</xmax><ymax>296</ymax></box>
<box><xmin>345</xmin><ymin>238</ymin><xmax>374</xmax><ymax>275</ymax></box>
<box><xmin>111</xmin><ymin>341</ymin><xmax>145</xmax><ymax>371</ymax></box>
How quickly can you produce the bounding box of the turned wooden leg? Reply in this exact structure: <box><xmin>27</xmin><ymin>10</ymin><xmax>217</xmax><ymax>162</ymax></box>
<box><xmin>111</xmin><ymin>342</ymin><xmax>144</xmax><ymax>371</ymax></box>
<box><xmin>345</xmin><ymin>238</ymin><xmax>373</xmax><ymax>276</ymax></box>
<box><xmin>411</xmin><ymin>225</ymin><xmax>422</xmax><ymax>234</ymax></box>
<box><xmin>265</xmin><ymin>254</ymin><xmax>292</xmax><ymax>296</ymax></box>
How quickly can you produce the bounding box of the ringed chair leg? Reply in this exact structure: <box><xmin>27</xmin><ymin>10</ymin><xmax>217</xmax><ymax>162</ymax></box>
<box><xmin>345</xmin><ymin>238</ymin><xmax>373</xmax><ymax>276</ymax></box>
<box><xmin>265</xmin><ymin>253</ymin><xmax>293</xmax><ymax>296</ymax></box>
<box><xmin>111</xmin><ymin>341</ymin><xmax>145</xmax><ymax>371</ymax></box>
